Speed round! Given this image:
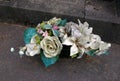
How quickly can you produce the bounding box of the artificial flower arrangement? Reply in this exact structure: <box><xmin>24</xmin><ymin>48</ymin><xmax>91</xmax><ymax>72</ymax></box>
<box><xmin>17</xmin><ymin>17</ymin><xmax>111</xmax><ymax>67</ymax></box>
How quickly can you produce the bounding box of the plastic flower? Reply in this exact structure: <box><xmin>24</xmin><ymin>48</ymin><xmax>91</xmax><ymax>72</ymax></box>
<box><xmin>95</xmin><ymin>42</ymin><xmax>111</xmax><ymax>56</ymax></box>
<box><xmin>37</xmin><ymin>28</ymin><xmax>44</xmax><ymax>34</ymax></box>
<box><xmin>19</xmin><ymin>46</ymin><xmax>27</xmax><ymax>56</ymax></box>
<box><xmin>78</xmin><ymin>35</ymin><xmax>93</xmax><ymax>48</ymax></box>
<box><xmin>78</xmin><ymin>34</ymin><xmax>101</xmax><ymax>49</ymax></box>
<box><xmin>40</xmin><ymin>36</ymin><xmax>62</xmax><ymax>58</ymax></box>
<box><xmin>25</xmin><ymin>43</ymin><xmax>40</xmax><ymax>56</ymax></box>
<box><xmin>64</xmin><ymin>22</ymin><xmax>81</xmax><ymax>37</ymax></box>
<box><xmin>78</xmin><ymin>20</ymin><xmax>93</xmax><ymax>36</ymax></box>
<box><xmin>15</xmin><ymin>17</ymin><xmax>111</xmax><ymax>67</ymax></box>
<box><xmin>53</xmin><ymin>26</ymin><xmax>59</xmax><ymax>30</ymax></box>
<box><xmin>62</xmin><ymin>37</ymin><xmax>85</xmax><ymax>58</ymax></box>
<box><xmin>89</xmin><ymin>34</ymin><xmax>101</xmax><ymax>49</ymax></box>
<box><xmin>24</xmin><ymin>34</ymin><xmax>41</xmax><ymax>56</ymax></box>
<box><xmin>19</xmin><ymin>34</ymin><xmax>41</xmax><ymax>57</ymax></box>
<box><xmin>42</xmin><ymin>31</ymin><xmax>48</xmax><ymax>37</ymax></box>
<box><xmin>59</xmin><ymin>27</ymin><xmax>68</xmax><ymax>41</ymax></box>
<box><xmin>47</xmin><ymin>17</ymin><xmax>61</xmax><ymax>25</ymax></box>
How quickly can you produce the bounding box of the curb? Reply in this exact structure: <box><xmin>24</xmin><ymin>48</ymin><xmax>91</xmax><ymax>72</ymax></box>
<box><xmin>0</xmin><ymin>4</ymin><xmax>120</xmax><ymax>44</ymax></box>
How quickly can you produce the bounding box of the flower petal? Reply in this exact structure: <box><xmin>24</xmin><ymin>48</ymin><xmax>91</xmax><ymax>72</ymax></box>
<box><xmin>90</xmin><ymin>34</ymin><xmax>101</xmax><ymax>42</ymax></box>
<box><xmin>86</xmin><ymin>27</ymin><xmax>93</xmax><ymax>35</ymax></box>
<box><xmin>79</xmin><ymin>36</ymin><xmax>92</xmax><ymax>48</ymax></box>
<box><xmin>30</xmin><ymin>34</ymin><xmax>37</xmax><ymax>43</ymax></box>
<box><xmin>62</xmin><ymin>37</ymin><xmax>73</xmax><ymax>46</ymax></box>
<box><xmin>70</xmin><ymin>44</ymin><xmax>79</xmax><ymax>56</ymax></box>
<box><xmin>83</xmin><ymin>22</ymin><xmax>89</xmax><ymax>27</ymax></box>
<box><xmin>77</xmin><ymin>48</ymin><xmax>85</xmax><ymax>59</ymax></box>
<box><xmin>26</xmin><ymin>44</ymin><xmax>40</xmax><ymax>56</ymax></box>
<box><xmin>90</xmin><ymin>41</ymin><xmax>100</xmax><ymax>49</ymax></box>
<box><xmin>99</xmin><ymin>42</ymin><xmax>111</xmax><ymax>50</ymax></box>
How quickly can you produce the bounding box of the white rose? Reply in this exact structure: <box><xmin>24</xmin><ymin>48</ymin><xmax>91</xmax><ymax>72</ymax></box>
<box><xmin>40</xmin><ymin>36</ymin><xmax>63</xmax><ymax>58</ymax></box>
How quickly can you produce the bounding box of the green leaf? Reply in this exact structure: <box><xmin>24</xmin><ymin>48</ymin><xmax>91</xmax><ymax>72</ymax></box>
<box><xmin>71</xmin><ymin>54</ymin><xmax>77</xmax><ymax>58</ymax></box>
<box><xmin>44</xmin><ymin>24</ymin><xmax>52</xmax><ymax>29</ymax></box>
<box><xmin>86</xmin><ymin>49</ymin><xmax>97</xmax><ymax>56</ymax></box>
<box><xmin>52</xmin><ymin>29</ymin><xmax>60</xmax><ymax>37</ymax></box>
<box><xmin>35</xmin><ymin>35</ymin><xmax>41</xmax><ymax>44</ymax></box>
<box><xmin>24</xmin><ymin>28</ymin><xmax>37</xmax><ymax>44</ymax></box>
<box><xmin>41</xmin><ymin>51</ymin><xmax>59</xmax><ymax>67</ymax></box>
<box><xmin>59</xmin><ymin>19</ymin><xmax>67</xmax><ymax>26</ymax></box>
<box><xmin>40</xmin><ymin>22</ymin><xmax>45</xmax><ymax>28</ymax></box>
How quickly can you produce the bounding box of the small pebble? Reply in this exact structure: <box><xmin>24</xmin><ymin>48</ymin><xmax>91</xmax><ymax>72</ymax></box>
<box><xmin>19</xmin><ymin>50</ymin><xmax>24</xmax><ymax>58</ymax></box>
<box><xmin>19</xmin><ymin>50</ymin><xmax>24</xmax><ymax>55</ymax></box>
<box><xmin>10</xmin><ymin>47</ymin><xmax>15</xmax><ymax>52</ymax></box>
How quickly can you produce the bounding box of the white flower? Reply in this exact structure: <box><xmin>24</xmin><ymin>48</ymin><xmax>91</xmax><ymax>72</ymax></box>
<box><xmin>70</xmin><ymin>44</ymin><xmax>79</xmax><ymax>56</ymax></box>
<box><xmin>78</xmin><ymin>34</ymin><xmax>101</xmax><ymax>49</ymax></box>
<box><xmin>62</xmin><ymin>37</ymin><xmax>74</xmax><ymax>46</ymax></box>
<box><xmin>78</xmin><ymin>36</ymin><xmax>93</xmax><ymax>48</ymax></box>
<box><xmin>90</xmin><ymin>34</ymin><xmax>101</xmax><ymax>42</ymax></box>
<box><xmin>89</xmin><ymin>34</ymin><xmax>101</xmax><ymax>49</ymax></box>
<box><xmin>99</xmin><ymin>42</ymin><xmax>111</xmax><ymax>50</ymax></box>
<box><xmin>62</xmin><ymin>37</ymin><xmax>85</xmax><ymax>57</ymax></box>
<box><xmin>90</xmin><ymin>41</ymin><xmax>100</xmax><ymax>49</ymax></box>
<box><xmin>89</xmin><ymin>34</ymin><xmax>111</xmax><ymax>55</ymax></box>
<box><xmin>30</xmin><ymin>34</ymin><xmax>37</xmax><ymax>43</ymax></box>
<box><xmin>64</xmin><ymin>22</ymin><xmax>82</xmax><ymax>38</ymax></box>
<box><xmin>59</xmin><ymin>27</ymin><xmax>68</xmax><ymax>42</ymax></box>
<box><xmin>78</xmin><ymin>20</ymin><xmax>93</xmax><ymax>36</ymax></box>
<box><xmin>18</xmin><ymin>46</ymin><xmax>27</xmax><ymax>58</ymax></box>
<box><xmin>40</xmin><ymin>36</ymin><xmax>62</xmax><ymax>58</ymax></box>
<box><xmin>25</xmin><ymin>43</ymin><xmax>40</xmax><ymax>56</ymax></box>
<box><xmin>71</xmin><ymin>28</ymin><xmax>82</xmax><ymax>38</ymax></box>
<box><xmin>95</xmin><ymin>42</ymin><xmax>111</xmax><ymax>56</ymax></box>
<box><xmin>59</xmin><ymin>27</ymin><xmax>65</xmax><ymax>37</ymax></box>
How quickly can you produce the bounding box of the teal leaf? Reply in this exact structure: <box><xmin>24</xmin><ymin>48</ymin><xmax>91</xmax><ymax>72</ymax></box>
<box><xmin>103</xmin><ymin>51</ymin><xmax>109</xmax><ymax>55</ymax></box>
<box><xmin>24</xmin><ymin>28</ymin><xmax>37</xmax><ymax>44</ymax></box>
<box><xmin>59</xmin><ymin>19</ymin><xmax>67</xmax><ymax>26</ymax></box>
<box><xmin>86</xmin><ymin>49</ymin><xmax>97</xmax><ymax>56</ymax></box>
<box><xmin>41</xmin><ymin>51</ymin><xmax>59</xmax><ymax>67</ymax></box>
<box><xmin>44</xmin><ymin>24</ymin><xmax>52</xmax><ymax>29</ymax></box>
<box><xmin>52</xmin><ymin>29</ymin><xmax>60</xmax><ymax>37</ymax></box>
<box><xmin>56</xmin><ymin>20</ymin><xmax>61</xmax><ymax>25</ymax></box>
